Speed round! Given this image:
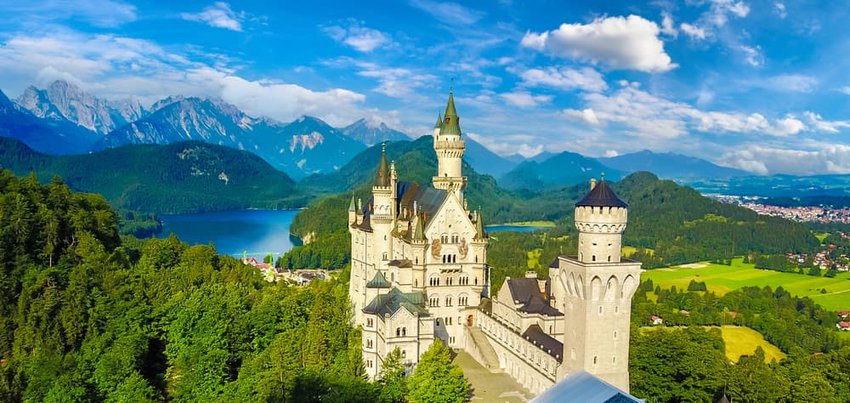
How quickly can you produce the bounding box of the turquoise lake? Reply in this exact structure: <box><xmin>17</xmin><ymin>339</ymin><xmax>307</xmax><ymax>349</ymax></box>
<box><xmin>159</xmin><ymin>210</ymin><xmax>552</xmax><ymax>257</ymax></box>
<box><xmin>159</xmin><ymin>209</ymin><xmax>301</xmax><ymax>257</ymax></box>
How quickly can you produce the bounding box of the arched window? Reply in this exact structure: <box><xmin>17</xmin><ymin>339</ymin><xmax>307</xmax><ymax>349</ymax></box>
<box><xmin>592</xmin><ymin>255</ymin><xmax>596</xmax><ymax>262</ymax></box>
<box><xmin>446</xmin><ymin>296</ymin><xmax>453</xmax><ymax>306</ymax></box>
<box><xmin>436</xmin><ymin>319</ymin><xmax>441</xmax><ymax>326</ymax></box>
<box><xmin>608</xmin><ymin>255</ymin><xmax>611</xmax><ymax>262</ymax></box>
<box><xmin>593</xmin><ymin>356</ymin><xmax>598</xmax><ymax>365</ymax></box>
<box><xmin>396</xmin><ymin>328</ymin><xmax>400</xmax><ymax>337</ymax></box>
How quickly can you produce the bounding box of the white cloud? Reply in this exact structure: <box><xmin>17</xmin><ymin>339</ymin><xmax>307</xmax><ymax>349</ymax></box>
<box><xmin>561</xmin><ymin>108</ymin><xmax>600</xmax><ymax>126</ymax></box>
<box><xmin>323</xmin><ymin>22</ymin><xmax>390</xmax><ymax>52</ymax></box>
<box><xmin>0</xmin><ymin>30</ymin><xmax>371</xmax><ymax>126</ymax></box>
<box><xmin>327</xmin><ymin>58</ymin><xmax>436</xmax><ymax>98</ymax></box>
<box><xmin>660</xmin><ymin>12</ymin><xmax>678</xmax><ymax>37</ymax></box>
<box><xmin>747</xmin><ymin>74</ymin><xmax>817</xmax><ymax>93</ymax></box>
<box><xmin>181</xmin><ymin>2</ymin><xmax>245</xmax><ymax>32</ymax></box>
<box><xmin>680</xmin><ymin>23</ymin><xmax>707</xmax><ymax>40</ymax></box>
<box><xmin>775</xmin><ymin>2</ymin><xmax>787</xmax><ymax>18</ymax></box>
<box><xmin>678</xmin><ymin>0</ymin><xmax>750</xmax><ymax>41</ymax></box>
<box><xmin>839</xmin><ymin>86</ymin><xmax>850</xmax><ymax>95</ymax></box>
<box><xmin>521</xmin><ymin>15</ymin><xmax>677</xmax><ymax>73</ymax></box>
<box><xmin>499</xmin><ymin>91</ymin><xmax>552</xmax><ymax>108</ymax></box>
<box><xmin>803</xmin><ymin>111</ymin><xmax>850</xmax><ymax>133</ymax></box>
<box><xmin>466</xmin><ymin>132</ymin><xmax>543</xmax><ymax>157</ymax></box>
<box><xmin>518</xmin><ymin>66</ymin><xmax>607</xmax><ymax>92</ymax></box>
<box><xmin>739</xmin><ymin>45</ymin><xmax>763</xmax><ymax>67</ymax></box>
<box><xmin>1</xmin><ymin>0</ymin><xmax>137</xmax><ymax>28</ymax></box>
<box><xmin>603</xmin><ymin>149</ymin><xmax>619</xmax><ymax>157</ymax></box>
<box><xmin>409</xmin><ymin>0</ymin><xmax>485</xmax><ymax>26</ymax></box>
<box><xmin>720</xmin><ymin>142</ymin><xmax>850</xmax><ymax>175</ymax></box>
<box><xmin>565</xmin><ymin>86</ymin><xmax>817</xmax><ymax>139</ymax></box>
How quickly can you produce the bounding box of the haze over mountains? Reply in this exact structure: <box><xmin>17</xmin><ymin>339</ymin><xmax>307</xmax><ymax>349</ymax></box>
<box><xmin>1</xmin><ymin>79</ymin><xmax>757</xmax><ymax>184</ymax></box>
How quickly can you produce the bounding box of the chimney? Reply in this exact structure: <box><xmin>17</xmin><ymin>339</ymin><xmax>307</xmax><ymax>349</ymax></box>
<box><xmin>590</xmin><ymin>178</ymin><xmax>597</xmax><ymax>191</ymax></box>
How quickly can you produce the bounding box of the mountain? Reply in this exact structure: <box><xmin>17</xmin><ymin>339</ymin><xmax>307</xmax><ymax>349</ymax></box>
<box><xmin>0</xmin><ymin>137</ymin><xmax>303</xmax><ymax>214</ymax></box>
<box><xmin>96</xmin><ymin>97</ymin><xmax>366</xmax><ymax>179</ymax></box>
<box><xmin>271</xmin><ymin>115</ymin><xmax>366</xmax><ymax>179</ymax></box>
<box><xmin>15</xmin><ymin>80</ymin><xmax>145</xmax><ymax>135</ymax></box>
<box><xmin>294</xmin><ymin>136</ymin><xmax>565</xmax><ymax>238</ymax></box>
<box><xmin>598</xmin><ymin>150</ymin><xmax>749</xmax><ymax>180</ymax></box>
<box><xmin>463</xmin><ymin>137</ymin><xmax>518</xmax><ymax>177</ymax></box>
<box><xmin>340</xmin><ymin>118</ymin><xmax>410</xmax><ymax>146</ymax></box>
<box><xmin>0</xmin><ymin>89</ymin><xmax>100</xmax><ymax>154</ymax></box>
<box><xmin>499</xmin><ymin>151</ymin><xmax>622</xmax><ymax>190</ymax></box>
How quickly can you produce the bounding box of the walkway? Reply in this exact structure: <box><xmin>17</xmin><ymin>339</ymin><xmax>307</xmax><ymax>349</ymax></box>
<box><xmin>453</xmin><ymin>351</ymin><xmax>534</xmax><ymax>403</ymax></box>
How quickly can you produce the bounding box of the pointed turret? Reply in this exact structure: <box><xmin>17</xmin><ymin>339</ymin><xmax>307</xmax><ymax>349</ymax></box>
<box><xmin>413</xmin><ymin>213</ymin><xmax>426</xmax><ymax>242</ymax></box>
<box><xmin>474</xmin><ymin>210</ymin><xmax>486</xmax><ymax>240</ymax></box>
<box><xmin>434</xmin><ymin>113</ymin><xmax>443</xmax><ymax>129</ymax></box>
<box><xmin>348</xmin><ymin>195</ymin><xmax>356</xmax><ymax>212</ymax></box>
<box><xmin>375</xmin><ymin>143</ymin><xmax>390</xmax><ymax>187</ymax></box>
<box><xmin>440</xmin><ymin>91</ymin><xmax>461</xmax><ymax>136</ymax></box>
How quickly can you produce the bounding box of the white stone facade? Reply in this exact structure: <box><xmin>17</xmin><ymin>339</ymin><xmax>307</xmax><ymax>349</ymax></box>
<box><xmin>347</xmin><ymin>92</ymin><xmax>642</xmax><ymax>394</ymax></box>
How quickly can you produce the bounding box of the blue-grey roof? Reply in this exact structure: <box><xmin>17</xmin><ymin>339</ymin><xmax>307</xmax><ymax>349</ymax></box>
<box><xmin>366</xmin><ymin>271</ymin><xmax>391</xmax><ymax>288</ymax></box>
<box><xmin>363</xmin><ymin>288</ymin><xmax>428</xmax><ymax>317</ymax></box>
<box><xmin>532</xmin><ymin>371</ymin><xmax>644</xmax><ymax>403</ymax></box>
<box><xmin>575</xmin><ymin>181</ymin><xmax>628</xmax><ymax>208</ymax></box>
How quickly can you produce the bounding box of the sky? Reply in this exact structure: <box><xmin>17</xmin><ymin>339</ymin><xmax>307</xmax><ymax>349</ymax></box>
<box><xmin>1</xmin><ymin>0</ymin><xmax>849</xmax><ymax>175</ymax></box>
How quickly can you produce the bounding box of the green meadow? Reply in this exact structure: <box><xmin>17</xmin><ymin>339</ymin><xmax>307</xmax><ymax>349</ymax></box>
<box><xmin>644</xmin><ymin>258</ymin><xmax>850</xmax><ymax>312</ymax></box>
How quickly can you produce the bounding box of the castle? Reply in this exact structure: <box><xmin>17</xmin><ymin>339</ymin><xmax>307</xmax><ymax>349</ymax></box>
<box><xmin>348</xmin><ymin>91</ymin><xmax>642</xmax><ymax>395</ymax></box>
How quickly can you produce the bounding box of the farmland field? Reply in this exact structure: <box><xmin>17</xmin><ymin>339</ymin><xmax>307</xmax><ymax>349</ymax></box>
<box><xmin>719</xmin><ymin>326</ymin><xmax>786</xmax><ymax>363</ymax></box>
<box><xmin>641</xmin><ymin>326</ymin><xmax>785</xmax><ymax>363</ymax></box>
<box><xmin>643</xmin><ymin>258</ymin><xmax>850</xmax><ymax>311</ymax></box>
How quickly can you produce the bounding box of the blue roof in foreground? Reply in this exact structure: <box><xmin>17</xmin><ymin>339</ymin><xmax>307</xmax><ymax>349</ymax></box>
<box><xmin>531</xmin><ymin>371</ymin><xmax>644</xmax><ymax>403</ymax></box>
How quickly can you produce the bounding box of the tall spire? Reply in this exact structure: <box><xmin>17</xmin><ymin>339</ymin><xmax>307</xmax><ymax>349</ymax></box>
<box><xmin>413</xmin><ymin>213</ymin><xmax>426</xmax><ymax>242</ymax></box>
<box><xmin>348</xmin><ymin>195</ymin><xmax>356</xmax><ymax>212</ymax></box>
<box><xmin>434</xmin><ymin>113</ymin><xmax>443</xmax><ymax>129</ymax></box>
<box><xmin>375</xmin><ymin>142</ymin><xmax>389</xmax><ymax>187</ymax></box>
<box><xmin>441</xmin><ymin>90</ymin><xmax>461</xmax><ymax>136</ymax></box>
<box><xmin>474</xmin><ymin>210</ymin><xmax>486</xmax><ymax>240</ymax></box>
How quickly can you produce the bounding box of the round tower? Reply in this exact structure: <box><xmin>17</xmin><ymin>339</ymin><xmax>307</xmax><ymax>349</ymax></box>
<box><xmin>433</xmin><ymin>90</ymin><xmax>467</xmax><ymax>191</ymax></box>
<box><xmin>575</xmin><ymin>178</ymin><xmax>628</xmax><ymax>264</ymax></box>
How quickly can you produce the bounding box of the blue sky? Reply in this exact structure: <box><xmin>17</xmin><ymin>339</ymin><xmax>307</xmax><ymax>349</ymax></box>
<box><xmin>1</xmin><ymin>0</ymin><xmax>849</xmax><ymax>175</ymax></box>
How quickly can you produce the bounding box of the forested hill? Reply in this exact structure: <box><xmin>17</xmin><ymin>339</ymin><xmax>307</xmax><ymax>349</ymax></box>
<box><xmin>291</xmin><ymin>168</ymin><xmax>820</xmax><ymax>269</ymax></box>
<box><xmin>609</xmin><ymin>172</ymin><xmax>820</xmax><ymax>266</ymax></box>
<box><xmin>296</xmin><ymin>135</ymin><xmax>578</xmax><ymax>231</ymax></box>
<box><xmin>0</xmin><ymin>137</ymin><xmax>305</xmax><ymax>213</ymax></box>
<box><xmin>0</xmin><ymin>170</ymin><xmax>438</xmax><ymax>402</ymax></box>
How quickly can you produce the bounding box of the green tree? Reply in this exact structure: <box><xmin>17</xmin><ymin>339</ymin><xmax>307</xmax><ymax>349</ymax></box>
<box><xmin>379</xmin><ymin>348</ymin><xmax>407</xmax><ymax>403</ymax></box>
<box><xmin>407</xmin><ymin>339</ymin><xmax>468</xmax><ymax>403</ymax></box>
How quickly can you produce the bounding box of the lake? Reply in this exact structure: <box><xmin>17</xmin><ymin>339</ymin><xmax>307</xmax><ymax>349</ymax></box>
<box><xmin>159</xmin><ymin>209</ymin><xmax>301</xmax><ymax>257</ymax></box>
<box><xmin>159</xmin><ymin>210</ymin><xmax>553</xmax><ymax>257</ymax></box>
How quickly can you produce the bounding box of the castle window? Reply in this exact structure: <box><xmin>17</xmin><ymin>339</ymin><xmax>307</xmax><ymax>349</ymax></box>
<box><xmin>447</xmin><ymin>276</ymin><xmax>453</xmax><ymax>286</ymax></box>
<box><xmin>475</xmin><ymin>277</ymin><xmax>478</xmax><ymax>285</ymax></box>
<box><xmin>608</xmin><ymin>256</ymin><xmax>611</xmax><ymax>262</ymax></box>
<box><xmin>403</xmin><ymin>327</ymin><xmax>407</xmax><ymax>336</ymax></box>
<box><xmin>367</xmin><ymin>339</ymin><xmax>373</xmax><ymax>348</ymax></box>
<box><xmin>614</xmin><ymin>331</ymin><xmax>618</xmax><ymax>340</ymax></box>
<box><xmin>436</xmin><ymin>319</ymin><xmax>441</xmax><ymax>326</ymax></box>
<box><xmin>615</xmin><ymin>306</ymin><xmax>619</xmax><ymax>313</ymax></box>
<box><xmin>430</xmin><ymin>297</ymin><xmax>439</xmax><ymax>307</ymax></box>
<box><xmin>598</xmin><ymin>306</ymin><xmax>603</xmax><ymax>314</ymax></box>
<box><xmin>593</xmin><ymin>356</ymin><xmax>598</xmax><ymax>365</ymax></box>
<box><xmin>446</xmin><ymin>296</ymin><xmax>453</xmax><ymax>306</ymax></box>
<box><xmin>402</xmin><ymin>350</ymin><xmax>407</xmax><ymax>358</ymax></box>
<box><xmin>613</xmin><ymin>356</ymin><xmax>617</xmax><ymax>364</ymax></box>
<box><xmin>367</xmin><ymin>318</ymin><xmax>374</xmax><ymax>327</ymax></box>
<box><xmin>592</xmin><ymin>255</ymin><xmax>596</xmax><ymax>262</ymax></box>
<box><xmin>442</xmin><ymin>255</ymin><xmax>446</xmax><ymax>263</ymax></box>
<box><xmin>396</xmin><ymin>328</ymin><xmax>401</xmax><ymax>337</ymax></box>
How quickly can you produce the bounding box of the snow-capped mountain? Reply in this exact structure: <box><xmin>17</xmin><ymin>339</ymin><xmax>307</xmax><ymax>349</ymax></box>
<box><xmin>16</xmin><ymin>80</ymin><xmax>145</xmax><ymax>135</ymax></box>
<box><xmin>340</xmin><ymin>118</ymin><xmax>410</xmax><ymax>146</ymax></box>
<box><xmin>95</xmin><ymin>97</ymin><xmax>366</xmax><ymax>179</ymax></box>
<box><xmin>0</xmin><ymin>88</ymin><xmax>100</xmax><ymax>155</ymax></box>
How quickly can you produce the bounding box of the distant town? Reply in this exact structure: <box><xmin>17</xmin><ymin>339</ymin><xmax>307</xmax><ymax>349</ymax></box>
<box><xmin>710</xmin><ymin>195</ymin><xmax>850</xmax><ymax>224</ymax></box>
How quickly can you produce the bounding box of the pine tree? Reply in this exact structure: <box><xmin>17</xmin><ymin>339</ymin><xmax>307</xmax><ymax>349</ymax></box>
<box><xmin>406</xmin><ymin>339</ymin><xmax>468</xmax><ymax>403</ymax></box>
<box><xmin>379</xmin><ymin>348</ymin><xmax>407</xmax><ymax>403</ymax></box>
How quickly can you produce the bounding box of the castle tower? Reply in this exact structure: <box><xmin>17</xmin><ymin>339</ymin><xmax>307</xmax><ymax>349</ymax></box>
<box><xmin>372</xmin><ymin>144</ymin><xmax>396</xmax><ymax>264</ymax></box>
<box><xmin>552</xmin><ymin>178</ymin><xmax>642</xmax><ymax>391</ymax></box>
<box><xmin>433</xmin><ymin>91</ymin><xmax>467</xmax><ymax>191</ymax></box>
